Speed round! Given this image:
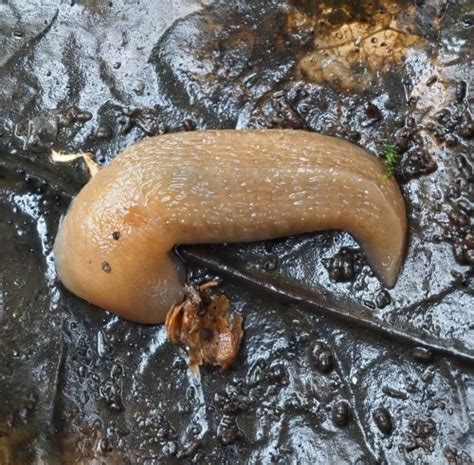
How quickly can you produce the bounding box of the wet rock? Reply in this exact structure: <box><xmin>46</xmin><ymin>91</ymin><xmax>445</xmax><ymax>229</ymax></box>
<box><xmin>447</xmin><ymin>178</ymin><xmax>464</xmax><ymax>200</ymax></box>
<box><xmin>373</xmin><ymin>407</ymin><xmax>393</xmax><ymax>435</ymax></box>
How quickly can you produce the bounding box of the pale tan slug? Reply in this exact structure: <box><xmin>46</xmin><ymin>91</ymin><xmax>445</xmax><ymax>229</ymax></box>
<box><xmin>54</xmin><ymin>130</ymin><xmax>406</xmax><ymax>324</ymax></box>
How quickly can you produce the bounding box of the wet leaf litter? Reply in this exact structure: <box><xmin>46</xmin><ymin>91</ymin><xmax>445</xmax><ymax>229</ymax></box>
<box><xmin>0</xmin><ymin>1</ymin><xmax>473</xmax><ymax>464</ymax></box>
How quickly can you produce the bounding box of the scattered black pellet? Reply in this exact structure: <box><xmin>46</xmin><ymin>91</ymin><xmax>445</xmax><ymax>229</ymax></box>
<box><xmin>373</xmin><ymin>407</ymin><xmax>393</xmax><ymax>435</ymax></box>
<box><xmin>464</xmin><ymin>232</ymin><xmax>474</xmax><ymax>249</ymax></box>
<box><xmin>96</xmin><ymin>125</ymin><xmax>113</xmax><ymax>139</ymax></box>
<box><xmin>449</xmin><ymin>211</ymin><xmax>469</xmax><ymax>228</ymax></box>
<box><xmin>332</xmin><ymin>400</ymin><xmax>351</xmax><ymax>427</ymax></box>
<box><xmin>312</xmin><ymin>341</ymin><xmax>334</xmax><ymax>374</ymax></box>
<box><xmin>455</xmin><ymin>80</ymin><xmax>467</xmax><ymax>102</ymax></box>
<box><xmin>76</xmin><ymin>110</ymin><xmax>92</xmax><ymax>122</ymax></box>
<box><xmin>375</xmin><ymin>290</ymin><xmax>391</xmax><ymax>309</ymax></box>
<box><xmin>183</xmin><ymin>119</ymin><xmax>196</xmax><ymax>131</ymax></box>
<box><xmin>362</xmin><ymin>102</ymin><xmax>382</xmax><ymax>126</ymax></box>
<box><xmin>411</xmin><ymin>347</ymin><xmax>434</xmax><ymax>364</ymax></box>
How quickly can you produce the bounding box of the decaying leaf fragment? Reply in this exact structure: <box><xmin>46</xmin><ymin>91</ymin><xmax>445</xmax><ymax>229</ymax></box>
<box><xmin>51</xmin><ymin>150</ymin><xmax>100</xmax><ymax>177</ymax></box>
<box><xmin>289</xmin><ymin>4</ymin><xmax>423</xmax><ymax>90</ymax></box>
<box><xmin>166</xmin><ymin>283</ymin><xmax>243</xmax><ymax>371</ymax></box>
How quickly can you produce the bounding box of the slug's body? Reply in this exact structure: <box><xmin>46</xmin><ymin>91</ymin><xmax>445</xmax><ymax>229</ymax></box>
<box><xmin>54</xmin><ymin>130</ymin><xmax>406</xmax><ymax>323</ymax></box>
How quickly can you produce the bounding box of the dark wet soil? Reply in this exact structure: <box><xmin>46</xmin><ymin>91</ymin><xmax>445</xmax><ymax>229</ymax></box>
<box><xmin>0</xmin><ymin>1</ymin><xmax>473</xmax><ymax>464</ymax></box>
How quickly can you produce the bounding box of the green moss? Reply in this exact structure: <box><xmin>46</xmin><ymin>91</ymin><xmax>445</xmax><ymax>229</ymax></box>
<box><xmin>379</xmin><ymin>142</ymin><xmax>399</xmax><ymax>183</ymax></box>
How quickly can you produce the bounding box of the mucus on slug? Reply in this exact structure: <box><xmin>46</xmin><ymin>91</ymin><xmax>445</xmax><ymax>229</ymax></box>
<box><xmin>53</xmin><ymin>129</ymin><xmax>407</xmax><ymax>325</ymax></box>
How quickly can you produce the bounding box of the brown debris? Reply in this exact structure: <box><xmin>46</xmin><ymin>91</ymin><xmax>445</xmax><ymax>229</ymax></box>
<box><xmin>288</xmin><ymin>4</ymin><xmax>422</xmax><ymax>91</ymax></box>
<box><xmin>165</xmin><ymin>283</ymin><xmax>243</xmax><ymax>371</ymax></box>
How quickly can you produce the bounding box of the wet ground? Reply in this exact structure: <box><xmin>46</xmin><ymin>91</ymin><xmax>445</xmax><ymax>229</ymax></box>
<box><xmin>0</xmin><ymin>0</ymin><xmax>473</xmax><ymax>463</ymax></box>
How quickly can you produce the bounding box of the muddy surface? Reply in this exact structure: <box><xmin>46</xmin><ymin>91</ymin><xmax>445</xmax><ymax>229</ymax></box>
<box><xmin>0</xmin><ymin>0</ymin><xmax>473</xmax><ymax>463</ymax></box>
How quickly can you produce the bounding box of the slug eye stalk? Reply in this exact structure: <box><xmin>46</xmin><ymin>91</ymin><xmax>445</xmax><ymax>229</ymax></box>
<box><xmin>54</xmin><ymin>130</ymin><xmax>406</xmax><ymax>324</ymax></box>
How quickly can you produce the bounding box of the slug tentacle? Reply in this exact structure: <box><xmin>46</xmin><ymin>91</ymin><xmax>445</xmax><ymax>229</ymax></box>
<box><xmin>54</xmin><ymin>130</ymin><xmax>406</xmax><ymax>324</ymax></box>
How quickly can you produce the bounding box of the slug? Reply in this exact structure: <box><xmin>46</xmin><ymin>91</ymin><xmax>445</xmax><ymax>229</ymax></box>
<box><xmin>54</xmin><ymin>130</ymin><xmax>406</xmax><ymax>324</ymax></box>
